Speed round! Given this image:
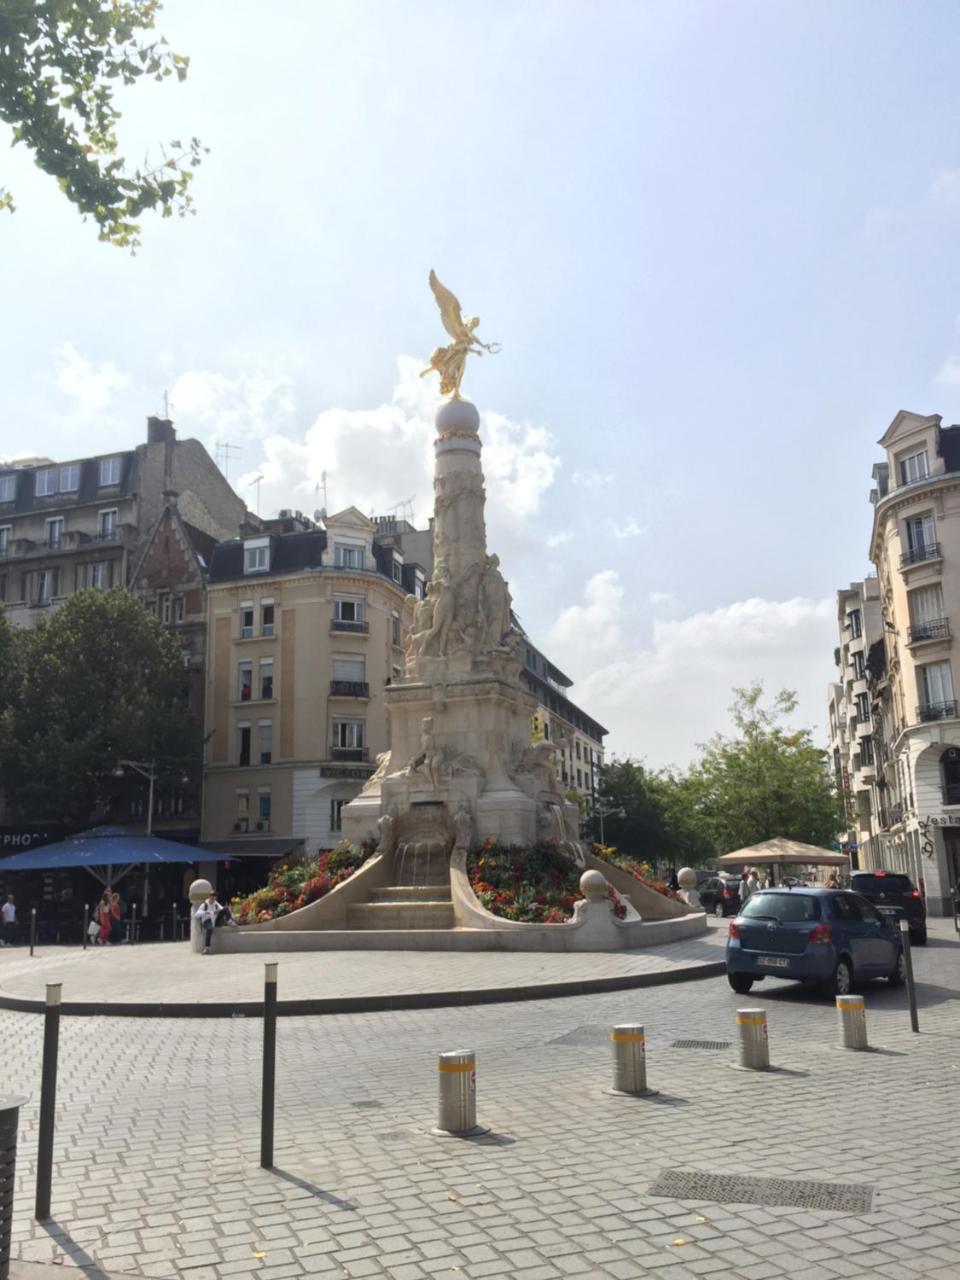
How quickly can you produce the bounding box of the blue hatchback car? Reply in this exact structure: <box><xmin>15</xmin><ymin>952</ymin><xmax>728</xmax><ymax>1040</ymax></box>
<box><xmin>726</xmin><ymin>888</ymin><xmax>906</xmax><ymax>997</ymax></box>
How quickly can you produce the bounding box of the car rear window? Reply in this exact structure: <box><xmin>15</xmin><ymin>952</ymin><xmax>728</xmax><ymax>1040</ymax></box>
<box><xmin>851</xmin><ymin>874</ymin><xmax>913</xmax><ymax>895</ymax></box>
<box><xmin>740</xmin><ymin>893</ymin><xmax>821</xmax><ymax>923</ymax></box>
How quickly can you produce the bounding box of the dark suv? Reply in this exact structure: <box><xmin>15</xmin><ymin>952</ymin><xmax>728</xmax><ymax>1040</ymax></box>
<box><xmin>699</xmin><ymin>876</ymin><xmax>742</xmax><ymax>918</ymax></box>
<box><xmin>849</xmin><ymin>871</ymin><xmax>927</xmax><ymax>945</ymax></box>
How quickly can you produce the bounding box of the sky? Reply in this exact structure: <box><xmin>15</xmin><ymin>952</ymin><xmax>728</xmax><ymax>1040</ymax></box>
<box><xmin>5</xmin><ymin>0</ymin><xmax>960</xmax><ymax>767</ymax></box>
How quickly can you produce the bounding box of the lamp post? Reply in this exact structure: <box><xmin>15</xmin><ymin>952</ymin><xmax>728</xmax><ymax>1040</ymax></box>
<box><xmin>113</xmin><ymin>759</ymin><xmax>157</xmax><ymax>835</ymax></box>
<box><xmin>594</xmin><ymin>804</ymin><xmax>626</xmax><ymax>845</ymax></box>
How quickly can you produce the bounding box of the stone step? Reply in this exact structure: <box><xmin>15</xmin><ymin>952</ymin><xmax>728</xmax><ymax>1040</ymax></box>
<box><xmin>346</xmin><ymin>902</ymin><xmax>456</xmax><ymax>930</ymax></box>
<box><xmin>369</xmin><ymin>885</ymin><xmax>451</xmax><ymax>903</ymax></box>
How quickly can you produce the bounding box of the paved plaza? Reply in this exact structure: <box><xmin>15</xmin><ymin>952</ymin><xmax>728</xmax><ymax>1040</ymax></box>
<box><xmin>2</xmin><ymin>920</ymin><xmax>959</xmax><ymax>1280</ymax></box>
<box><xmin>0</xmin><ymin>929</ymin><xmax>726</xmax><ymax>1012</ymax></box>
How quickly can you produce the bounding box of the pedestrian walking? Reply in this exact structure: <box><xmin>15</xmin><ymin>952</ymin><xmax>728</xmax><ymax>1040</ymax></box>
<box><xmin>1</xmin><ymin>895</ymin><xmax>19</xmax><ymax>946</ymax></box>
<box><xmin>96</xmin><ymin>892</ymin><xmax>113</xmax><ymax>945</ymax></box>
<box><xmin>195</xmin><ymin>891</ymin><xmax>222</xmax><ymax>954</ymax></box>
<box><xmin>740</xmin><ymin>868</ymin><xmax>759</xmax><ymax>903</ymax></box>
<box><xmin>109</xmin><ymin>891</ymin><xmax>122</xmax><ymax>944</ymax></box>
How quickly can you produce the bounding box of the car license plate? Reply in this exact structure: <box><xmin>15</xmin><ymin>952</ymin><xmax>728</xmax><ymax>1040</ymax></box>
<box><xmin>759</xmin><ymin>956</ymin><xmax>790</xmax><ymax>968</ymax></box>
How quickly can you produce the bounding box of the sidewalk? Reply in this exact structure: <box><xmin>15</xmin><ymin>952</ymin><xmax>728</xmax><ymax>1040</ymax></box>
<box><xmin>0</xmin><ymin>923</ymin><xmax>727</xmax><ymax>1015</ymax></box>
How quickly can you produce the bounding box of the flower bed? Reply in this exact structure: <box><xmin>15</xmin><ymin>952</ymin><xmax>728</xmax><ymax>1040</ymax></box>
<box><xmin>231</xmin><ymin>840</ymin><xmax>372</xmax><ymax>924</ymax></box>
<box><xmin>466</xmin><ymin>839</ymin><xmax>680</xmax><ymax>925</ymax></box>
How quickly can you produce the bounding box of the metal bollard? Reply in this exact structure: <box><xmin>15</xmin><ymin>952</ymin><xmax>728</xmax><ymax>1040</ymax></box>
<box><xmin>0</xmin><ymin>1094</ymin><xmax>27</xmax><ymax>1280</ymax></box>
<box><xmin>29</xmin><ymin>908</ymin><xmax>36</xmax><ymax>957</ymax></box>
<box><xmin>836</xmin><ymin>994</ymin><xmax>868</xmax><ymax>1050</ymax></box>
<box><xmin>34</xmin><ymin>984</ymin><xmax>62</xmax><ymax>1221</ymax></box>
<box><xmin>82</xmin><ymin>903</ymin><xmax>89</xmax><ymax>951</ymax></box>
<box><xmin>433</xmin><ymin>1050</ymin><xmax>488</xmax><ymax>1137</ymax></box>
<box><xmin>900</xmin><ymin>919</ymin><xmax>920</xmax><ymax>1033</ymax></box>
<box><xmin>608</xmin><ymin>1024</ymin><xmax>657</xmax><ymax>1097</ymax></box>
<box><xmin>130</xmin><ymin>903</ymin><xmax>137</xmax><ymax>945</ymax></box>
<box><xmin>735</xmin><ymin>1008</ymin><xmax>770</xmax><ymax>1070</ymax></box>
<box><xmin>171</xmin><ymin>903</ymin><xmax>178</xmax><ymax>942</ymax></box>
<box><xmin>260</xmin><ymin>962</ymin><xmax>277</xmax><ymax>1169</ymax></box>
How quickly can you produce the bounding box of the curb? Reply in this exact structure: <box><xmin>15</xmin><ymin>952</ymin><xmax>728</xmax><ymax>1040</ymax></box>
<box><xmin>0</xmin><ymin>959</ymin><xmax>726</xmax><ymax>1019</ymax></box>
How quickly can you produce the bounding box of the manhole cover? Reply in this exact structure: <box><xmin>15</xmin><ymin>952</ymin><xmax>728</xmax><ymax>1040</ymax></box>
<box><xmin>648</xmin><ymin>1169</ymin><xmax>873</xmax><ymax>1214</ymax></box>
<box><xmin>548</xmin><ymin>1025</ymin><xmax>607</xmax><ymax>1046</ymax></box>
<box><xmin>671</xmin><ymin>1039</ymin><xmax>731</xmax><ymax>1051</ymax></box>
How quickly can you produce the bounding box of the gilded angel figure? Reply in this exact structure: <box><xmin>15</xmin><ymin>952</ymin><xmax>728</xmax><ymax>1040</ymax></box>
<box><xmin>421</xmin><ymin>270</ymin><xmax>501</xmax><ymax>399</ymax></box>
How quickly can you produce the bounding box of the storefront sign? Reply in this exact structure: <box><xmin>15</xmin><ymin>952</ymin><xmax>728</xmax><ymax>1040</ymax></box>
<box><xmin>919</xmin><ymin>814</ymin><xmax>960</xmax><ymax>827</ymax></box>
<box><xmin>319</xmin><ymin>767</ymin><xmax>371</xmax><ymax>780</ymax></box>
<box><xmin>0</xmin><ymin>826</ymin><xmax>70</xmax><ymax>853</ymax></box>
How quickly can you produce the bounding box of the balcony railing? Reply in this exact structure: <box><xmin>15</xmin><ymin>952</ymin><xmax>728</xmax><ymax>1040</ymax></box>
<box><xmin>943</xmin><ymin>783</ymin><xmax>960</xmax><ymax>806</ymax></box>
<box><xmin>900</xmin><ymin>542</ymin><xmax>941</xmax><ymax>568</ymax></box>
<box><xmin>330</xmin><ymin>680</ymin><xmax>369</xmax><ymax>698</ymax></box>
<box><xmin>907</xmin><ymin>617</ymin><xmax>950</xmax><ymax>644</ymax></box>
<box><xmin>331</xmin><ymin>618</ymin><xmax>369</xmax><ymax>633</ymax></box>
<box><xmin>329</xmin><ymin>745</ymin><xmax>368</xmax><ymax>762</ymax></box>
<box><xmin>96</xmin><ymin>528</ymin><xmax>118</xmax><ymax>542</ymax></box>
<box><xmin>917</xmin><ymin>700</ymin><xmax>959</xmax><ymax>722</ymax></box>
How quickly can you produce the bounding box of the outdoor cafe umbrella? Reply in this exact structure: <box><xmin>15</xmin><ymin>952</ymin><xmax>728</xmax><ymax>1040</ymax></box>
<box><xmin>716</xmin><ymin>837</ymin><xmax>850</xmax><ymax>870</ymax></box>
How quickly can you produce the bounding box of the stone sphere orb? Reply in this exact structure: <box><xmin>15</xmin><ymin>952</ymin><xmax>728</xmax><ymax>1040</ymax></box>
<box><xmin>436</xmin><ymin>398</ymin><xmax>480</xmax><ymax>435</ymax></box>
<box><xmin>188</xmin><ymin>878</ymin><xmax>214</xmax><ymax>902</ymax></box>
<box><xmin>579</xmin><ymin>869</ymin><xmax>609</xmax><ymax>902</ymax></box>
<box><xmin>677</xmin><ymin>867</ymin><xmax>698</xmax><ymax>891</ymax></box>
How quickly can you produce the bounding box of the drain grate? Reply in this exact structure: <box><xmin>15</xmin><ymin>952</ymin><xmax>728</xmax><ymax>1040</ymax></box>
<box><xmin>351</xmin><ymin>1100</ymin><xmax>383</xmax><ymax>1110</ymax></box>
<box><xmin>548</xmin><ymin>1025</ymin><xmax>607</xmax><ymax>1046</ymax></box>
<box><xmin>648</xmin><ymin>1169</ymin><xmax>873</xmax><ymax>1214</ymax></box>
<box><xmin>671</xmin><ymin>1039</ymin><xmax>731</xmax><ymax>1051</ymax></box>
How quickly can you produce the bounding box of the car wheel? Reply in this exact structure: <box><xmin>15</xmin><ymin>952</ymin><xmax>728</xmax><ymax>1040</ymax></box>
<box><xmin>887</xmin><ymin>948</ymin><xmax>906</xmax><ymax>986</ymax></box>
<box><xmin>911</xmin><ymin>928</ymin><xmax>927</xmax><ymax>947</ymax></box>
<box><xmin>823</xmin><ymin>957</ymin><xmax>853</xmax><ymax>997</ymax></box>
<box><xmin>728</xmin><ymin>973</ymin><xmax>754</xmax><ymax>994</ymax></box>
<box><xmin>714</xmin><ymin>902</ymin><xmax>725</xmax><ymax>918</ymax></box>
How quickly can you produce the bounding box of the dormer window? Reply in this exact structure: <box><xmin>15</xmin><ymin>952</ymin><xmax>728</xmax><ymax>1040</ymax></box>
<box><xmin>899</xmin><ymin>449</ymin><xmax>929</xmax><ymax>486</ymax></box>
<box><xmin>59</xmin><ymin>464</ymin><xmax>80</xmax><ymax>492</ymax></box>
<box><xmin>392</xmin><ymin>556</ymin><xmax>403</xmax><ymax>584</ymax></box>
<box><xmin>35</xmin><ymin>469</ymin><xmax>56</xmax><ymax>497</ymax></box>
<box><xmin>98</xmin><ymin>456</ymin><xmax>121</xmax><ymax>487</ymax></box>
<box><xmin>244</xmin><ymin>538</ymin><xmax>270</xmax><ymax>574</ymax></box>
<box><xmin>0</xmin><ymin>475</ymin><xmax>15</xmax><ymax>503</ymax></box>
<box><xmin>335</xmin><ymin>542</ymin><xmax>364</xmax><ymax>569</ymax></box>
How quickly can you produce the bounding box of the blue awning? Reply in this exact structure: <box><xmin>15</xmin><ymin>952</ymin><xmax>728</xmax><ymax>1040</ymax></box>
<box><xmin>0</xmin><ymin>825</ymin><xmax>230</xmax><ymax>871</ymax></box>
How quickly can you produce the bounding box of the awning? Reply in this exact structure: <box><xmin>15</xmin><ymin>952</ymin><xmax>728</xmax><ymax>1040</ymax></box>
<box><xmin>197</xmin><ymin>838</ymin><xmax>304</xmax><ymax>860</ymax></box>
<box><xmin>0</xmin><ymin>824</ymin><xmax>231</xmax><ymax>872</ymax></box>
<box><xmin>717</xmin><ymin>838</ymin><xmax>850</xmax><ymax>868</ymax></box>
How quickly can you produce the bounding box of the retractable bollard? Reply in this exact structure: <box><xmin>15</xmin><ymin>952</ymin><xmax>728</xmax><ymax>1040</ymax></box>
<box><xmin>0</xmin><ymin>1094</ymin><xmax>27</xmax><ymax>1280</ymax></box>
<box><xmin>735</xmin><ymin>1008</ymin><xmax>770</xmax><ymax>1070</ymax></box>
<box><xmin>900</xmin><ymin>919</ymin><xmax>920</xmax><ymax>1034</ymax></box>
<box><xmin>836</xmin><ymin>994</ymin><xmax>868</xmax><ymax>1050</ymax></box>
<box><xmin>35</xmin><ymin>984</ymin><xmax>61</xmax><ymax>1221</ymax></box>
<box><xmin>608</xmin><ymin>1024</ymin><xmax>658</xmax><ymax>1097</ymax></box>
<box><xmin>260</xmin><ymin>962</ymin><xmax>277</xmax><ymax>1168</ymax></box>
<box><xmin>82</xmin><ymin>903</ymin><xmax>90</xmax><ymax>951</ymax></box>
<box><xmin>433</xmin><ymin>1051</ymin><xmax>488</xmax><ymax>1137</ymax></box>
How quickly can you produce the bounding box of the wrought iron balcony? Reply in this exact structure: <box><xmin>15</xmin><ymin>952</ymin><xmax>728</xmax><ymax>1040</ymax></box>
<box><xmin>330</xmin><ymin>618</ymin><xmax>369</xmax><ymax>633</ymax></box>
<box><xmin>943</xmin><ymin>783</ymin><xmax>960</xmax><ymax>806</ymax></box>
<box><xmin>329</xmin><ymin>746</ymin><xmax>368</xmax><ymax>762</ymax></box>
<box><xmin>900</xmin><ymin>541</ymin><xmax>941</xmax><ymax>568</ymax></box>
<box><xmin>917</xmin><ymin>700</ymin><xmax>959</xmax><ymax>722</ymax></box>
<box><xmin>907</xmin><ymin>617</ymin><xmax>950</xmax><ymax>644</ymax></box>
<box><xmin>330</xmin><ymin>680</ymin><xmax>369</xmax><ymax>698</ymax></box>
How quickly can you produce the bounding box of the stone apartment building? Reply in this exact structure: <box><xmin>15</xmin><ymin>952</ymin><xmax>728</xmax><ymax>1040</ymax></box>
<box><xmin>520</xmin><ymin>640</ymin><xmax>606</xmax><ymax>808</ymax></box>
<box><xmin>0</xmin><ymin>416</ymin><xmax>249</xmax><ymax>628</ymax></box>
<box><xmin>830</xmin><ymin>408</ymin><xmax>960</xmax><ymax>914</ymax></box>
<box><xmin>200</xmin><ymin>507</ymin><xmax>427</xmax><ymax>878</ymax></box>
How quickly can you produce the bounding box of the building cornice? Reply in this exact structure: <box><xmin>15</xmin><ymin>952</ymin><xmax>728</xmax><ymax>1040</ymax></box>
<box><xmin>869</xmin><ymin>471</ymin><xmax>960</xmax><ymax>563</ymax></box>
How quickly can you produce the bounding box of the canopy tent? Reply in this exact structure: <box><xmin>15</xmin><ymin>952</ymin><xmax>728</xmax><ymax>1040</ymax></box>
<box><xmin>0</xmin><ymin>825</ymin><xmax>229</xmax><ymax>895</ymax></box>
<box><xmin>716</xmin><ymin>838</ymin><xmax>850</xmax><ymax>869</ymax></box>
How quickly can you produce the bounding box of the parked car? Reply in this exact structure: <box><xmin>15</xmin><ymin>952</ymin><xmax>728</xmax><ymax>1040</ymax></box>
<box><xmin>726</xmin><ymin>887</ymin><xmax>905</xmax><ymax>996</ymax></box>
<box><xmin>849</xmin><ymin>870</ymin><xmax>927</xmax><ymax>945</ymax></box>
<box><xmin>699</xmin><ymin>876</ymin><xmax>742</xmax><ymax>918</ymax></box>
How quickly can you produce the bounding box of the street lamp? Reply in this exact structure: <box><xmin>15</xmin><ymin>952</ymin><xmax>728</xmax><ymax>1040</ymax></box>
<box><xmin>112</xmin><ymin>759</ymin><xmax>157</xmax><ymax>835</ymax></box>
<box><xmin>593</xmin><ymin>804</ymin><xmax>626</xmax><ymax>845</ymax></box>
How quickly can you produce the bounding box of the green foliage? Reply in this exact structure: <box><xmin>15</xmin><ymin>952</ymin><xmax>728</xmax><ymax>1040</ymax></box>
<box><xmin>596</xmin><ymin>759</ymin><xmax>712</xmax><ymax>866</ymax></box>
<box><xmin>683</xmin><ymin>682</ymin><xmax>842</xmax><ymax>855</ymax></box>
<box><xmin>467</xmin><ymin>841</ymin><xmax>583</xmax><ymax>923</ymax></box>
<box><xmin>232</xmin><ymin>841</ymin><xmax>370</xmax><ymax>924</ymax></box>
<box><xmin>0</xmin><ymin>0</ymin><xmax>205</xmax><ymax>248</ymax></box>
<box><xmin>0</xmin><ymin>588</ymin><xmax>200</xmax><ymax>823</ymax></box>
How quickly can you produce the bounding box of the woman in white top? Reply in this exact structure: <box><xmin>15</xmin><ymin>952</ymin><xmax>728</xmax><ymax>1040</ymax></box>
<box><xmin>195</xmin><ymin>892</ymin><xmax>222</xmax><ymax>954</ymax></box>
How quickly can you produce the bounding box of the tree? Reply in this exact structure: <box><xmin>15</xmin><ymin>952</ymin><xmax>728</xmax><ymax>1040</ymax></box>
<box><xmin>684</xmin><ymin>682</ymin><xmax>840</xmax><ymax>855</ymax></box>
<box><xmin>595</xmin><ymin>758</ymin><xmax>711</xmax><ymax>866</ymax></box>
<box><xmin>1</xmin><ymin>588</ymin><xmax>200</xmax><ymax>823</ymax></box>
<box><xmin>0</xmin><ymin>0</ymin><xmax>204</xmax><ymax>248</ymax></box>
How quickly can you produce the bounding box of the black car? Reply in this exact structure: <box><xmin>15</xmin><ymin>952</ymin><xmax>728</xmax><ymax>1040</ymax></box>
<box><xmin>849</xmin><ymin>870</ymin><xmax>927</xmax><ymax>945</ymax></box>
<box><xmin>699</xmin><ymin>876</ymin><xmax>742</xmax><ymax>918</ymax></box>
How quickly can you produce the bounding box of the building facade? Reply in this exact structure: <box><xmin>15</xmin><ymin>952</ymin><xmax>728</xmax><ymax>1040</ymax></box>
<box><xmin>520</xmin><ymin>640</ymin><xmax>606</xmax><ymax>809</ymax></box>
<box><xmin>0</xmin><ymin>416</ymin><xmax>249</xmax><ymax>629</ymax></box>
<box><xmin>831</xmin><ymin>409</ymin><xmax>960</xmax><ymax>914</ymax></box>
<box><xmin>200</xmin><ymin>508</ymin><xmax>424</xmax><ymax>871</ymax></box>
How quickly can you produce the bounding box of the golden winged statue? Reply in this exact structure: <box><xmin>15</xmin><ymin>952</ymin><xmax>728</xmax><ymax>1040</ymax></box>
<box><xmin>421</xmin><ymin>270</ymin><xmax>501</xmax><ymax>399</ymax></box>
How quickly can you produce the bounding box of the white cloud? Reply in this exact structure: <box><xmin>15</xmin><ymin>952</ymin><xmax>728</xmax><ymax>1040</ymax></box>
<box><xmin>648</xmin><ymin>590</ymin><xmax>679</xmax><ymax>609</ymax></box>
<box><xmin>53</xmin><ymin>342</ymin><xmax>129</xmax><ymax>417</ymax></box>
<box><xmin>546</xmin><ymin>531</ymin><xmax>574</xmax><ymax>548</ymax></box>
<box><xmin>168</xmin><ymin>356</ymin><xmax>559</xmax><ymax>531</ymax></box>
<box><xmin>572</xmin><ymin>469</ymin><xmax>615</xmax><ymax>487</ymax></box>
<box><xmin>934</xmin><ymin>356</ymin><xmax>960</xmax><ymax>388</ymax></box>
<box><xmin>611</xmin><ymin>517</ymin><xmax>646</xmax><ymax>539</ymax></box>
<box><xmin>930</xmin><ymin>169</ymin><xmax>960</xmax><ymax>203</ymax></box>
<box><xmin>547</xmin><ymin>573</ymin><xmax>835</xmax><ymax>767</ymax></box>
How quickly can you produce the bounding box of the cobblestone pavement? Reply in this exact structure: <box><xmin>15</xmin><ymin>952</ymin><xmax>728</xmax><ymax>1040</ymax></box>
<box><xmin>2</xmin><ymin>920</ymin><xmax>960</xmax><ymax>1280</ymax></box>
<box><xmin>0</xmin><ymin>927</ymin><xmax>725</xmax><ymax>1008</ymax></box>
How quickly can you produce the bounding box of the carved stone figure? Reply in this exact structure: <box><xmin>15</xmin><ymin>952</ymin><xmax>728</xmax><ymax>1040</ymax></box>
<box><xmin>480</xmin><ymin>554</ymin><xmax>512</xmax><ymax>650</ymax></box>
<box><xmin>418</xmin><ymin>561</ymin><xmax>455</xmax><ymax>657</ymax></box>
<box><xmin>376</xmin><ymin>806</ymin><xmax>399</xmax><ymax>858</ymax></box>
<box><xmin>360</xmin><ymin>751</ymin><xmax>392</xmax><ymax>796</ymax></box>
<box><xmin>406</xmin><ymin>716</ymin><xmax>443</xmax><ymax>791</ymax></box>
<box><xmin>452</xmin><ymin>805</ymin><xmax>475</xmax><ymax>854</ymax></box>
<box><xmin>420</xmin><ymin>270</ymin><xmax>501</xmax><ymax>400</ymax></box>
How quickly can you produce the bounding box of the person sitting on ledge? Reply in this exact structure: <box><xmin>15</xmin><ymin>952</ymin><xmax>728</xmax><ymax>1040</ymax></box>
<box><xmin>195</xmin><ymin>891</ymin><xmax>223</xmax><ymax>954</ymax></box>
